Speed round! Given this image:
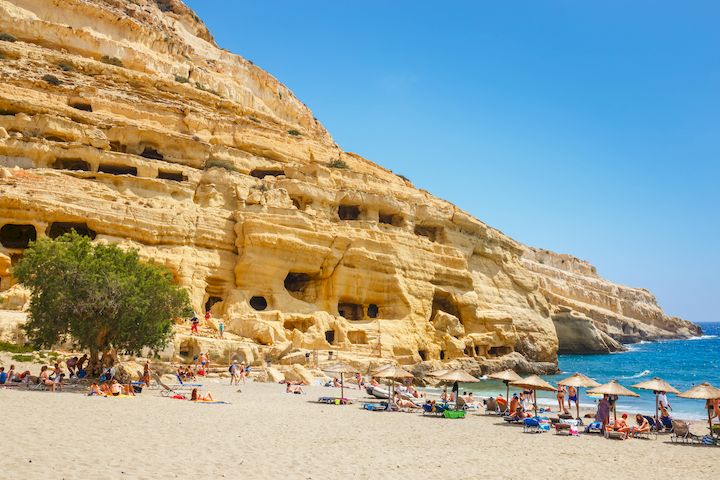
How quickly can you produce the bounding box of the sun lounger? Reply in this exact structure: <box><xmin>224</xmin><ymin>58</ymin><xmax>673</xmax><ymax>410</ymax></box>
<box><xmin>361</xmin><ymin>402</ymin><xmax>389</xmax><ymax>411</ymax></box>
<box><xmin>585</xmin><ymin>421</ymin><xmax>604</xmax><ymax>434</ymax></box>
<box><xmin>671</xmin><ymin>420</ymin><xmax>703</xmax><ymax>444</ymax></box>
<box><xmin>605</xmin><ymin>430</ymin><xmax>627</xmax><ymax>440</ymax></box>
<box><xmin>422</xmin><ymin>403</ymin><xmax>447</xmax><ymax>416</ymax></box>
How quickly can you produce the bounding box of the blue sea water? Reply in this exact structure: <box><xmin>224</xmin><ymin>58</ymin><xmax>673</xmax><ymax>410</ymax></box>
<box><xmin>463</xmin><ymin>322</ymin><xmax>720</xmax><ymax>420</ymax></box>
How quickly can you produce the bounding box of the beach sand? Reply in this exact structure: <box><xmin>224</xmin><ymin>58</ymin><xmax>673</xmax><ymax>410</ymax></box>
<box><xmin>1</xmin><ymin>379</ymin><xmax>717</xmax><ymax>480</ymax></box>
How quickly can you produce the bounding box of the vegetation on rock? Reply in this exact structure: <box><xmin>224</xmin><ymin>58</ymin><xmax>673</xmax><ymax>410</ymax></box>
<box><xmin>0</xmin><ymin>33</ymin><xmax>17</xmax><ymax>42</ymax></box>
<box><xmin>287</xmin><ymin>129</ymin><xmax>301</xmax><ymax>136</ymax></box>
<box><xmin>100</xmin><ymin>55</ymin><xmax>124</xmax><ymax>67</ymax></box>
<box><xmin>327</xmin><ymin>159</ymin><xmax>349</xmax><ymax>169</ymax></box>
<box><xmin>41</xmin><ymin>74</ymin><xmax>61</xmax><ymax>86</ymax></box>
<box><xmin>13</xmin><ymin>232</ymin><xmax>192</xmax><ymax>372</ymax></box>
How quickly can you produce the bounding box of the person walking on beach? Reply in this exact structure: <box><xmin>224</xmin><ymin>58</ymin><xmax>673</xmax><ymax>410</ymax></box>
<box><xmin>142</xmin><ymin>361</ymin><xmax>151</xmax><ymax>387</ymax></box>
<box><xmin>239</xmin><ymin>362</ymin><xmax>247</xmax><ymax>385</ymax></box>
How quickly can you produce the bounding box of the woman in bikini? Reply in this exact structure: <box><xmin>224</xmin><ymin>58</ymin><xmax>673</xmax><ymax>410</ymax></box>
<box><xmin>556</xmin><ymin>384</ymin><xmax>566</xmax><ymax>414</ymax></box>
<box><xmin>190</xmin><ymin>388</ymin><xmax>214</xmax><ymax>402</ymax></box>
<box><xmin>631</xmin><ymin>414</ymin><xmax>650</xmax><ymax>437</ymax></box>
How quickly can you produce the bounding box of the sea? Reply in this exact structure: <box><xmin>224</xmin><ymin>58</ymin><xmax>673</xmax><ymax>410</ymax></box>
<box><xmin>455</xmin><ymin>322</ymin><xmax>720</xmax><ymax>420</ymax></box>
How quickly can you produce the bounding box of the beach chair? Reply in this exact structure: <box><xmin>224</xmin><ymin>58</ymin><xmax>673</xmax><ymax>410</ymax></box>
<box><xmin>605</xmin><ymin>429</ymin><xmax>627</xmax><ymax>440</ymax></box>
<box><xmin>523</xmin><ymin>418</ymin><xmax>541</xmax><ymax>433</ymax></box>
<box><xmin>584</xmin><ymin>421</ymin><xmax>604</xmax><ymax>434</ymax></box>
<box><xmin>670</xmin><ymin>420</ymin><xmax>702</xmax><ymax>444</ymax></box>
<box><xmin>361</xmin><ymin>402</ymin><xmax>388</xmax><ymax>411</ymax></box>
<box><xmin>422</xmin><ymin>403</ymin><xmax>447</xmax><ymax>417</ymax></box>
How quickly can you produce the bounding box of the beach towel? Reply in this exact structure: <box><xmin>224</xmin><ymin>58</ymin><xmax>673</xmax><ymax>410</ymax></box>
<box><xmin>192</xmin><ymin>400</ymin><xmax>230</xmax><ymax>404</ymax></box>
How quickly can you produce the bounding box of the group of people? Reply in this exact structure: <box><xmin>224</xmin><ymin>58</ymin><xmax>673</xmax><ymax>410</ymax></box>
<box><xmin>555</xmin><ymin>384</ymin><xmax>579</xmax><ymax>415</ymax></box>
<box><xmin>88</xmin><ymin>378</ymin><xmax>136</xmax><ymax>397</ymax></box>
<box><xmin>595</xmin><ymin>391</ymin><xmax>675</xmax><ymax>439</ymax></box>
<box><xmin>228</xmin><ymin>360</ymin><xmax>248</xmax><ymax>386</ymax></box>
<box><xmin>189</xmin><ymin>311</ymin><xmax>225</xmax><ymax>339</ymax></box>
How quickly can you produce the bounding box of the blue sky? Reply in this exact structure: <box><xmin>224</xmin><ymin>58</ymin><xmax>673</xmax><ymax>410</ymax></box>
<box><xmin>186</xmin><ymin>1</ymin><xmax>719</xmax><ymax>324</ymax></box>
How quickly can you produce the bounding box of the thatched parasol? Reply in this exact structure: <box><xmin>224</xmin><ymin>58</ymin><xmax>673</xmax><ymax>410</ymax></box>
<box><xmin>371</xmin><ymin>365</ymin><xmax>414</xmax><ymax>401</ymax></box>
<box><xmin>488</xmin><ymin>369</ymin><xmax>522</xmax><ymax>407</ymax></box>
<box><xmin>678</xmin><ymin>382</ymin><xmax>720</xmax><ymax>437</ymax></box>
<box><xmin>510</xmin><ymin>375</ymin><xmax>557</xmax><ymax>416</ymax></box>
<box><xmin>632</xmin><ymin>377</ymin><xmax>680</xmax><ymax>428</ymax></box>
<box><xmin>323</xmin><ymin>363</ymin><xmax>357</xmax><ymax>402</ymax></box>
<box><xmin>427</xmin><ymin>369</ymin><xmax>450</xmax><ymax>378</ymax></box>
<box><xmin>433</xmin><ymin>369</ymin><xmax>480</xmax><ymax>405</ymax></box>
<box><xmin>588</xmin><ymin>379</ymin><xmax>639</xmax><ymax>421</ymax></box>
<box><xmin>559</xmin><ymin>373</ymin><xmax>601</xmax><ymax>420</ymax></box>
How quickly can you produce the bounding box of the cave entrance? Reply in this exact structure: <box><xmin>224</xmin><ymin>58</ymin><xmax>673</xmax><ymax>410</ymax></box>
<box><xmin>98</xmin><ymin>164</ymin><xmax>137</xmax><ymax>176</ymax></box>
<box><xmin>250</xmin><ymin>169</ymin><xmax>284</xmax><ymax>179</ymax></box>
<box><xmin>379</xmin><ymin>212</ymin><xmax>403</xmax><ymax>227</ymax></box>
<box><xmin>338</xmin><ymin>302</ymin><xmax>363</xmax><ymax>321</ymax></box>
<box><xmin>140</xmin><ymin>147</ymin><xmax>164</xmax><ymax>161</ymax></box>
<box><xmin>47</xmin><ymin>222</ymin><xmax>96</xmax><ymax>240</ymax></box>
<box><xmin>439</xmin><ymin>350</ymin><xmax>446</xmax><ymax>360</ymax></box>
<box><xmin>250</xmin><ymin>296</ymin><xmax>268</xmax><ymax>311</ymax></box>
<box><xmin>0</xmin><ymin>224</ymin><xmax>36</xmax><ymax>249</ymax></box>
<box><xmin>367</xmin><ymin>304</ymin><xmax>379</xmax><ymax>319</ymax></box>
<box><xmin>284</xmin><ymin>318</ymin><xmax>314</xmax><ymax>333</ymax></box>
<box><xmin>325</xmin><ymin>330</ymin><xmax>335</xmax><ymax>345</ymax></box>
<box><xmin>178</xmin><ymin>339</ymin><xmax>200</xmax><ymax>360</ymax></box>
<box><xmin>418</xmin><ymin>350</ymin><xmax>428</xmax><ymax>361</ymax></box>
<box><xmin>290</xmin><ymin>195</ymin><xmax>310</xmax><ymax>211</ymax></box>
<box><xmin>338</xmin><ymin>205</ymin><xmax>361</xmax><ymax>220</ymax></box>
<box><xmin>488</xmin><ymin>346</ymin><xmax>512</xmax><ymax>357</ymax></box>
<box><xmin>431</xmin><ymin>291</ymin><xmax>460</xmax><ymax>321</ymax></box>
<box><xmin>53</xmin><ymin>158</ymin><xmax>90</xmax><ymax>171</ymax></box>
<box><xmin>414</xmin><ymin>225</ymin><xmax>442</xmax><ymax>242</ymax></box>
<box><xmin>284</xmin><ymin>272</ymin><xmax>316</xmax><ymax>302</ymax></box>
<box><xmin>347</xmin><ymin>330</ymin><xmax>368</xmax><ymax>344</ymax></box>
<box><xmin>204</xmin><ymin>296</ymin><xmax>223</xmax><ymax>313</ymax></box>
<box><xmin>69</xmin><ymin>101</ymin><xmax>93</xmax><ymax>112</ymax></box>
<box><xmin>158</xmin><ymin>170</ymin><xmax>186</xmax><ymax>182</ymax></box>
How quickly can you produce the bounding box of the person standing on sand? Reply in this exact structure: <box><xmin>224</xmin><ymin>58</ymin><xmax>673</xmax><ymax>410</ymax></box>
<box><xmin>229</xmin><ymin>361</ymin><xmax>238</xmax><ymax>385</ymax></box>
<box><xmin>66</xmin><ymin>356</ymin><xmax>79</xmax><ymax>378</ymax></box>
<box><xmin>596</xmin><ymin>395</ymin><xmax>611</xmax><ymax>430</ymax></box>
<box><xmin>355</xmin><ymin>372</ymin><xmax>363</xmax><ymax>390</ymax></box>
<box><xmin>567</xmin><ymin>385</ymin><xmax>578</xmax><ymax>412</ymax></box>
<box><xmin>557</xmin><ymin>384</ymin><xmax>567</xmax><ymax>414</ymax></box>
<box><xmin>239</xmin><ymin>362</ymin><xmax>247</xmax><ymax>385</ymax></box>
<box><xmin>197</xmin><ymin>352</ymin><xmax>209</xmax><ymax>375</ymax></box>
<box><xmin>142</xmin><ymin>361</ymin><xmax>151</xmax><ymax>387</ymax></box>
<box><xmin>658</xmin><ymin>391</ymin><xmax>672</xmax><ymax>412</ymax></box>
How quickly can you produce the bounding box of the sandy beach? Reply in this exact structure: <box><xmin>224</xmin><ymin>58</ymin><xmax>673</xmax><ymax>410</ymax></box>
<box><xmin>1</xmin><ymin>379</ymin><xmax>717</xmax><ymax>480</ymax></box>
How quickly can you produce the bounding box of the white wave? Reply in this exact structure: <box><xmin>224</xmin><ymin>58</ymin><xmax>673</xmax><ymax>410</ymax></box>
<box><xmin>622</xmin><ymin>369</ymin><xmax>650</xmax><ymax>379</ymax></box>
<box><xmin>687</xmin><ymin>335</ymin><xmax>718</xmax><ymax>341</ymax></box>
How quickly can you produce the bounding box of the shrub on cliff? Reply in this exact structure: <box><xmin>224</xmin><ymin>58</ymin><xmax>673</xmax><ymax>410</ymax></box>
<box><xmin>42</xmin><ymin>74</ymin><xmax>61</xmax><ymax>86</ymax></box>
<box><xmin>327</xmin><ymin>159</ymin><xmax>349</xmax><ymax>169</ymax></box>
<box><xmin>100</xmin><ymin>55</ymin><xmax>124</xmax><ymax>67</ymax></box>
<box><xmin>0</xmin><ymin>33</ymin><xmax>17</xmax><ymax>42</ymax></box>
<box><xmin>13</xmin><ymin>232</ymin><xmax>192</xmax><ymax>373</ymax></box>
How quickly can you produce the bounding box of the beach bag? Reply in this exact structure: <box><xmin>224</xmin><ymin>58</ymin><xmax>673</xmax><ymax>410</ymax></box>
<box><xmin>702</xmin><ymin>435</ymin><xmax>716</xmax><ymax>445</ymax></box>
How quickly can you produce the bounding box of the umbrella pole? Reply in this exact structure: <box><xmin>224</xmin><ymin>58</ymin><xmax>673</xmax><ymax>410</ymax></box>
<box><xmin>655</xmin><ymin>393</ymin><xmax>659</xmax><ymax>431</ymax></box>
<box><xmin>534</xmin><ymin>389</ymin><xmax>538</xmax><ymax>418</ymax></box>
<box><xmin>505</xmin><ymin>380</ymin><xmax>509</xmax><ymax>411</ymax></box>
<box><xmin>709</xmin><ymin>405</ymin><xmax>713</xmax><ymax>439</ymax></box>
<box><xmin>576</xmin><ymin>388</ymin><xmax>581</xmax><ymax>421</ymax></box>
<box><xmin>340</xmin><ymin>373</ymin><xmax>344</xmax><ymax>403</ymax></box>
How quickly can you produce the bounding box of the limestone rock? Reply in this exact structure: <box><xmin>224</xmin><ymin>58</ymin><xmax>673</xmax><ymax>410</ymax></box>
<box><xmin>282</xmin><ymin>364</ymin><xmax>315</xmax><ymax>385</ymax></box>
<box><xmin>552</xmin><ymin>308</ymin><xmax>624</xmax><ymax>354</ymax></box>
<box><xmin>0</xmin><ymin>0</ymin><xmax>698</xmax><ymax>375</ymax></box>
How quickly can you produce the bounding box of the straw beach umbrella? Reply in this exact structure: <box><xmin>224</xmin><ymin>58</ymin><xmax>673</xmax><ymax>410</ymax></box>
<box><xmin>433</xmin><ymin>369</ymin><xmax>480</xmax><ymax>405</ymax></box>
<box><xmin>588</xmin><ymin>379</ymin><xmax>639</xmax><ymax>421</ymax></box>
<box><xmin>323</xmin><ymin>363</ymin><xmax>357</xmax><ymax>402</ymax></box>
<box><xmin>677</xmin><ymin>382</ymin><xmax>720</xmax><ymax>437</ymax></box>
<box><xmin>632</xmin><ymin>377</ymin><xmax>679</xmax><ymax>428</ymax></box>
<box><xmin>558</xmin><ymin>373</ymin><xmax>600</xmax><ymax>420</ymax></box>
<box><xmin>371</xmin><ymin>365</ymin><xmax>414</xmax><ymax>400</ymax></box>
<box><xmin>488</xmin><ymin>369</ymin><xmax>522</xmax><ymax>406</ymax></box>
<box><xmin>510</xmin><ymin>375</ymin><xmax>557</xmax><ymax>417</ymax></box>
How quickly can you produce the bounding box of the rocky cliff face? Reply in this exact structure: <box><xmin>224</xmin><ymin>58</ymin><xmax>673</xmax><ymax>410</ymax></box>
<box><xmin>522</xmin><ymin>248</ymin><xmax>700</xmax><ymax>353</ymax></box>
<box><xmin>0</xmin><ymin>0</ymin><xmax>697</xmax><ymax>372</ymax></box>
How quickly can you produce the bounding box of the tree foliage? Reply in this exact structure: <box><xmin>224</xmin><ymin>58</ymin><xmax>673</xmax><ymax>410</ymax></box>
<box><xmin>13</xmin><ymin>232</ymin><xmax>192</xmax><ymax>360</ymax></box>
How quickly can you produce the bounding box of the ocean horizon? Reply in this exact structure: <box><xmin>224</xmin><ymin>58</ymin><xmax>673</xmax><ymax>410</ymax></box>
<box><xmin>446</xmin><ymin>322</ymin><xmax>719</xmax><ymax>420</ymax></box>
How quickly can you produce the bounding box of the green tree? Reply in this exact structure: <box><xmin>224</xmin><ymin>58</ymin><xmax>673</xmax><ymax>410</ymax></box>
<box><xmin>13</xmin><ymin>232</ymin><xmax>192</xmax><ymax>372</ymax></box>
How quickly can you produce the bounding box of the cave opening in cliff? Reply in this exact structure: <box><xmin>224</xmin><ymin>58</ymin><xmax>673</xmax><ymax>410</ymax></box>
<box><xmin>204</xmin><ymin>296</ymin><xmax>223</xmax><ymax>313</ymax></box>
<box><xmin>414</xmin><ymin>225</ymin><xmax>442</xmax><ymax>242</ymax></box>
<box><xmin>439</xmin><ymin>350</ymin><xmax>446</xmax><ymax>360</ymax></box>
<box><xmin>140</xmin><ymin>147</ymin><xmax>164</xmax><ymax>161</ymax></box>
<box><xmin>347</xmin><ymin>330</ymin><xmax>368</xmax><ymax>344</ymax></box>
<box><xmin>157</xmin><ymin>170</ymin><xmax>187</xmax><ymax>182</ymax></box>
<box><xmin>48</xmin><ymin>222</ymin><xmax>97</xmax><ymax>240</ymax></box>
<box><xmin>290</xmin><ymin>195</ymin><xmax>311</xmax><ymax>211</ymax></box>
<box><xmin>379</xmin><ymin>212</ymin><xmax>403</xmax><ymax>227</ymax></box>
<box><xmin>431</xmin><ymin>291</ymin><xmax>461</xmax><ymax>321</ymax></box>
<box><xmin>250</xmin><ymin>296</ymin><xmax>268</xmax><ymax>311</ymax></box>
<box><xmin>474</xmin><ymin>345</ymin><xmax>480</xmax><ymax>356</ymax></box>
<box><xmin>325</xmin><ymin>330</ymin><xmax>335</xmax><ymax>344</ymax></box>
<box><xmin>488</xmin><ymin>346</ymin><xmax>512</xmax><ymax>357</ymax></box>
<box><xmin>179</xmin><ymin>339</ymin><xmax>200</xmax><ymax>360</ymax></box>
<box><xmin>338</xmin><ymin>302</ymin><xmax>363</xmax><ymax>321</ymax></box>
<box><xmin>0</xmin><ymin>224</ymin><xmax>37</xmax><ymax>249</ymax></box>
<box><xmin>98</xmin><ymin>164</ymin><xmax>137</xmax><ymax>176</ymax></box>
<box><xmin>338</xmin><ymin>205</ymin><xmax>361</xmax><ymax>220</ymax></box>
<box><xmin>250</xmin><ymin>169</ymin><xmax>285</xmax><ymax>179</ymax></box>
<box><xmin>367</xmin><ymin>304</ymin><xmax>379</xmax><ymax>318</ymax></box>
<box><xmin>69</xmin><ymin>101</ymin><xmax>93</xmax><ymax>112</ymax></box>
<box><xmin>284</xmin><ymin>318</ymin><xmax>314</xmax><ymax>333</ymax></box>
<box><xmin>52</xmin><ymin>158</ymin><xmax>91</xmax><ymax>171</ymax></box>
<box><xmin>418</xmin><ymin>350</ymin><xmax>427</xmax><ymax>361</ymax></box>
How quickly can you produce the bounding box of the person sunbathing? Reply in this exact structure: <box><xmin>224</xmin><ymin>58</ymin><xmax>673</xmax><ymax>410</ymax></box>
<box><xmin>393</xmin><ymin>392</ymin><xmax>420</xmax><ymax>409</ymax></box>
<box><xmin>286</xmin><ymin>383</ymin><xmax>304</xmax><ymax>394</ymax></box>
<box><xmin>332</xmin><ymin>377</ymin><xmax>341</xmax><ymax>388</ymax></box>
<box><xmin>606</xmin><ymin>413</ymin><xmax>631</xmax><ymax>439</ymax></box>
<box><xmin>631</xmin><ymin>414</ymin><xmax>650</xmax><ymax>437</ymax></box>
<box><xmin>109</xmin><ymin>379</ymin><xmax>122</xmax><ymax>396</ymax></box>
<box><xmin>100</xmin><ymin>382</ymin><xmax>111</xmax><ymax>395</ymax></box>
<box><xmin>190</xmin><ymin>388</ymin><xmax>214</xmax><ymax>401</ymax></box>
<box><xmin>88</xmin><ymin>382</ymin><xmax>105</xmax><ymax>396</ymax></box>
<box><xmin>370</xmin><ymin>377</ymin><xmax>379</xmax><ymax>387</ymax></box>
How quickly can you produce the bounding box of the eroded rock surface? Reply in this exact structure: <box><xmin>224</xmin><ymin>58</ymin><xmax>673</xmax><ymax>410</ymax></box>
<box><xmin>0</xmin><ymin>0</ymin><xmax>697</xmax><ymax>372</ymax></box>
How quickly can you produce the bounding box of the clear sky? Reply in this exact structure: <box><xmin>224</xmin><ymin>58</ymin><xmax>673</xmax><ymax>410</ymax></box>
<box><xmin>185</xmin><ymin>1</ymin><xmax>719</xmax><ymax>324</ymax></box>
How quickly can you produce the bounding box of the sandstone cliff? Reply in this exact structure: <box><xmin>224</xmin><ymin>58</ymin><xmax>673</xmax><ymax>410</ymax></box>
<box><xmin>0</xmin><ymin>0</ymin><xmax>697</xmax><ymax>372</ymax></box>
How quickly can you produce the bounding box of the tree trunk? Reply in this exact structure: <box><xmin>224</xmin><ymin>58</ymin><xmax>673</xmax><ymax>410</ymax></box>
<box><xmin>88</xmin><ymin>349</ymin><xmax>101</xmax><ymax>376</ymax></box>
